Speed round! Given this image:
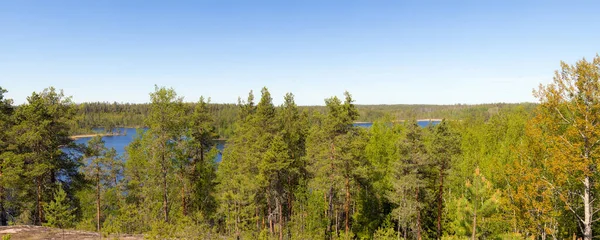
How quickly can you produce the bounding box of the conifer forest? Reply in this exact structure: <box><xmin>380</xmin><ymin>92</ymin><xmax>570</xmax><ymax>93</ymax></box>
<box><xmin>2</xmin><ymin>56</ymin><xmax>600</xmax><ymax>239</ymax></box>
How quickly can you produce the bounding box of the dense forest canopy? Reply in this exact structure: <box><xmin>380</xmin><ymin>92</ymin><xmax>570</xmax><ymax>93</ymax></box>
<box><xmin>66</xmin><ymin>100</ymin><xmax>535</xmax><ymax>139</ymax></box>
<box><xmin>1</xmin><ymin>56</ymin><xmax>600</xmax><ymax>239</ymax></box>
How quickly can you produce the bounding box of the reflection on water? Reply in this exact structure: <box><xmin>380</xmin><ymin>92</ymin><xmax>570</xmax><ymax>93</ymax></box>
<box><xmin>353</xmin><ymin>120</ymin><xmax>442</xmax><ymax>128</ymax></box>
<box><xmin>74</xmin><ymin>128</ymin><xmax>225</xmax><ymax>162</ymax></box>
<box><xmin>74</xmin><ymin>121</ymin><xmax>440</xmax><ymax>163</ymax></box>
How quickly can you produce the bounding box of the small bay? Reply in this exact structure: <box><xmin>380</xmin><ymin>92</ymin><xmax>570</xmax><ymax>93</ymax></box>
<box><xmin>73</xmin><ymin>127</ymin><xmax>225</xmax><ymax>162</ymax></box>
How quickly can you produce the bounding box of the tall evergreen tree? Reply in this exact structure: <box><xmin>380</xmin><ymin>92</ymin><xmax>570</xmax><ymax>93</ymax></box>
<box><xmin>82</xmin><ymin>136</ymin><xmax>119</xmax><ymax>232</ymax></box>
<box><xmin>306</xmin><ymin>92</ymin><xmax>361</xmax><ymax>239</ymax></box>
<box><xmin>187</xmin><ymin>96</ymin><xmax>218</xmax><ymax>218</ymax></box>
<box><xmin>388</xmin><ymin>121</ymin><xmax>429</xmax><ymax>240</ymax></box>
<box><xmin>357</xmin><ymin>118</ymin><xmax>401</xmax><ymax>238</ymax></box>
<box><xmin>277</xmin><ymin>93</ymin><xmax>308</xmax><ymax>238</ymax></box>
<box><xmin>10</xmin><ymin>87</ymin><xmax>79</xmax><ymax>225</ymax></box>
<box><xmin>216</xmin><ymin>90</ymin><xmax>260</xmax><ymax>237</ymax></box>
<box><xmin>122</xmin><ymin>129</ymin><xmax>154</xmax><ymax>233</ymax></box>
<box><xmin>429</xmin><ymin>120</ymin><xmax>461</xmax><ymax>238</ymax></box>
<box><xmin>0</xmin><ymin>87</ymin><xmax>14</xmax><ymax>226</ymax></box>
<box><xmin>145</xmin><ymin>85</ymin><xmax>185</xmax><ymax>223</ymax></box>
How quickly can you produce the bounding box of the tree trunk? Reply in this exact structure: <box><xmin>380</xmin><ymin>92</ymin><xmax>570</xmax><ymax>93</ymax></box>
<box><xmin>416</xmin><ymin>188</ymin><xmax>421</xmax><ymax>240</ymax></box>
<box><xmin>288</xmin><ymin>176</ymin><xmax>293</xmax><ymax>219</ymax></box>
<box><xmin>195</xmin><ymin>145</ymin><xmax>204</xmax><ymax>181</ymax></box>
<box><xmin>583</xmin><ymin>176</ymin><xmax>592</xmax><ymax>240</ymax></box>
<box><xmin>327</xmin><ymin>141</ymin><xmax>336</xmax><ymax>238</ymax></box>
<box><xmin>541</xmin><ymin>223</ymin><xmax>546</xmax><ymax>240</ymax></box>
<box><xmin>335</xmin><ymin>207</ymin><xmax>339</xmax><ymax>236</ymax></box>
<box><xmin>404</xmin><ymin>222</ymin><xmax>407</xmax><ymax>240</ymax></box>
<box><xmin>327</xmin><ymin>187</ymin><xmax>334</xmax><ymax>237</ymax></box>
<box><xmin>96</xmin><ymin>170</ymin><xmax>101</xmax><ymax>232</ymax></box>
<box><xmin>162</xmin><ymin>153</ymin><xmax>169</xmax><ymax>223</ymax></box>
<box><xmin>471</xmin><ymin>209</ymin><xmax>477</xmax><ymax>240</ymax></box>
<box><xmin>37</xmin><ymin>177</ymin><xmax>43</xmax><ymax>225</ymax></box>
<box><xmin>0</xmin><ymin>186</ymin><xmax>6</xmax><ymax>226</ymax></box>
<box><xmin>437</xmin><ymin>167</ymin><xmax>444</xmax><ymax>239</ymax></box>
<box><xmin>235</xmin><ymin>202</ymin><xmax>240</xmax><ymax>239</ymax></box>
<box><xmin>199</xmin><ymin>145</ymin><xmax>204</xmax><ymax>167</ymax></box>
<box><xmin>397</xmin><ymin>214</ymin><xmax>401</xmax><ymax>240</ymax></box>
<box><xmin>278</xmin><ymin>197</ymin><xmax>283</xmax><ymax>240</ymax></box>
<box><xmin>344</xmin><ymin>176</ymin><xmax>350</xmax><ymax>238</ymax></box>
<box><xmin>181</xmin><ymin>181</ymin><xmax>187</xmax><ymax>216</ymax></box>
<box><xmin>256</xmin><ymin>206</ymin><xmax>260</xmax><ymax>232</ymax></box>
<box><xmin>269</xmin><ymin>194</ymin><xmax>274</xmax><ymax>235</ymax></box>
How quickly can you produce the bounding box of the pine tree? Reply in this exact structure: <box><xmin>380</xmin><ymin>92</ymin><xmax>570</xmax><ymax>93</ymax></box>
<box><xmin>82</xmin><ymin>136</ymin><xmax>119</xmax><ymax>232</ymax></box>
<box><xmin>44</xmin><ymin>184</ymin><xmax>76</xmax><ymax>230</ymax></box>
<box><xmin>187</xmin><ymin>96</ymin><xmax>218</xmax><ymax>218</ymax></box>
<box><xmin>10</xmin><ymin>87</ymin><xmax>78</xmax><ymax>225</ymax></box>
<box><xmin>0</xmin><ymin>87</ymin><xmax>14</xmax><ymax>226</ymax></box>
<box><xmin>122</xmin><ymin>130</ymin><xmax>154</xmax><ymax>233</ymax></box>
<box><xmin>387</xmin><ymin>121</ymin><xmax>429</xmax><ymax>240</ymax></box>
<box><xmin>259</xmin><ymin>134</ymin><xmax>291</xmax><ymax>239</ymax></box>
<box><xmin>276</xmin><ymin>93</ymin><xmax>308</xmax><ymax>239</ymax></box>
<box><xmin>306</xmin><ymin>92</ymin><xmax>360</xmax><ymax>239</ymax></box>
<box><xmin>429</xmin><ymin>119</ymin><xmax>461</xmax><ymax>238</ymax></box>
<box><xmin>452</xmin><ymin>167</ymin><xmax>500</xmax><ymax>239</ymax></box>
<box><xmin>216</xmin><ymin>90</ymin><xmax>260</xmax><ymax>237</ymax></box>
<box><xmin>358</xmin><ymin>118</ymin><xmax>401</xmax><ymax>238</ymax></box>
<box><xmin>145</xmin><ymin>85</ymin><xmax>185</xmax><ymax>223</ymax></box>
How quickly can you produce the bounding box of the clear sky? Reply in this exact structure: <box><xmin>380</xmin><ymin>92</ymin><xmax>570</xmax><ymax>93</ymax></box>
<box><xmin>1</xmin><ymin>0</ymin><xmax>599</xmax><ymax>105</ymax></box>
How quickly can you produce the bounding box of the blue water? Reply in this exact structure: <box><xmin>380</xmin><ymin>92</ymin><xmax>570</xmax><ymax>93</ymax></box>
<box><xmin>353</xmin><ymin>120</ymin><xmax>441</xmax><ymax>128</ymax></box>
<box><xmin>353</xmin><ymin>123</ymin><xmax>374</xmax><ymax>128</ymax></box>
<box><xmin>74</xmin><ymin>128</ymin><xmax>142</xmax><ymax>156</ymax></box>
<box><xmin>417</xmin><ymin>120</ymin><xmax>441</xmax><ymax>127</ymax></box>
<box><xmin>75</xmin><ymin>122</ymin><xmax>440</xmax><ymax>163</ymax></box>
<box><xmin>74</xmin><ymin>128</ymin><xmax>225</xmax><ymax>162</ymax></box>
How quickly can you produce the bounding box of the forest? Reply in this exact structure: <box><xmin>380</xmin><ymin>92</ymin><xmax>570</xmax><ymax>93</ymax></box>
<box><xmin>68</xmin><ymin>99</ymin><xmax>534</xmax><ymax>139</ymax></box>
<box><xmin>0</xmin><ymin>56</ymin><xmax>599</xmax><ymax>240</ymax></box>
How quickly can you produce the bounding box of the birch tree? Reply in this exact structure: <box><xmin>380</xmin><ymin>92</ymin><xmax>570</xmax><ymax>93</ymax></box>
<box><xmin>533</xmin><ymin>55</ymin><xmax>600</xmax><ymax>240</ymax></box>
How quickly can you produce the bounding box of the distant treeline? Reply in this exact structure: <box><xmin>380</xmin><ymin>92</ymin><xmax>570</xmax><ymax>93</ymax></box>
<box><xmin>4</xmin><ymin>55</ymin><xmax>600</xmax><ymax>240</ymax></box>
<box><xmin>70</xmin><ymin>102</ymin><xmax>238</xmax><ymax>138</ymax></box>
<box><xmin>70</xmin><ymin>101</ymin><xmax>536</xmax><ymax>138</ymax></box>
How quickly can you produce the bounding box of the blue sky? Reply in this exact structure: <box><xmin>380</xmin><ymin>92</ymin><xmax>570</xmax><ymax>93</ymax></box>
<box><xmin>1</xmin><ymin>0</ymin><xmax>599</xmax><ymax>105</ymax></box>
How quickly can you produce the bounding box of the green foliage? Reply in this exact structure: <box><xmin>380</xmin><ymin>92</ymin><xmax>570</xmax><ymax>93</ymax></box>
<box><xmin>373</xmin><ymin>227</ymin><xmax>396</xmax><ymax>240</ymax></box>
<box><xmin>8</xmin><ymin>63</ymin><xmax>600</xmax><ymax>240</ymax></box>
<box><xmin>448</xmin><ymin>167</ymin><xmax>501</xmax><ymax>239</ymax></box>
<box><xmin>145</xmin><ymin>215</ymin><xmax>217</xmax><ymax>240</ymax></box>
<box><xmin>0</xmin><ymin>87</ymin><xmax>82</xmax><ymax>227</ymax></box>
<box><xmin>43</xmin><ymin>185</ymin><xmax>76</xmax><ymax>229</ymax></box>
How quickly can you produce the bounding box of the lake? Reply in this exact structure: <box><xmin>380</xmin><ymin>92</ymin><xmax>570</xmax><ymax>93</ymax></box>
<box><xmin>73</xmin><ymin>128</ymin><xmax>225</xmax><ymax>162</ymax></box>
<box><xmin>353</xmin><ymin>119</ymin><xmax>441</xmax><ymax>128</ymax></box>
<box><xmin>75</xmin><ymin>121</ymin><xmax>440</xmax><ymax>162</ymax></box>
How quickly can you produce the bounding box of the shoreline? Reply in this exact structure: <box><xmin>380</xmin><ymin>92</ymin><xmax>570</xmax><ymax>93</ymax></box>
<box><xmin>69</xmin><ymin>132</ymin><xmax>125</xmax><ymax>140</ymax></box>
<box><xmin>354</xmin><ymin>119</ymin><xmax>445</xmax><ymax>124</ymax></box>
